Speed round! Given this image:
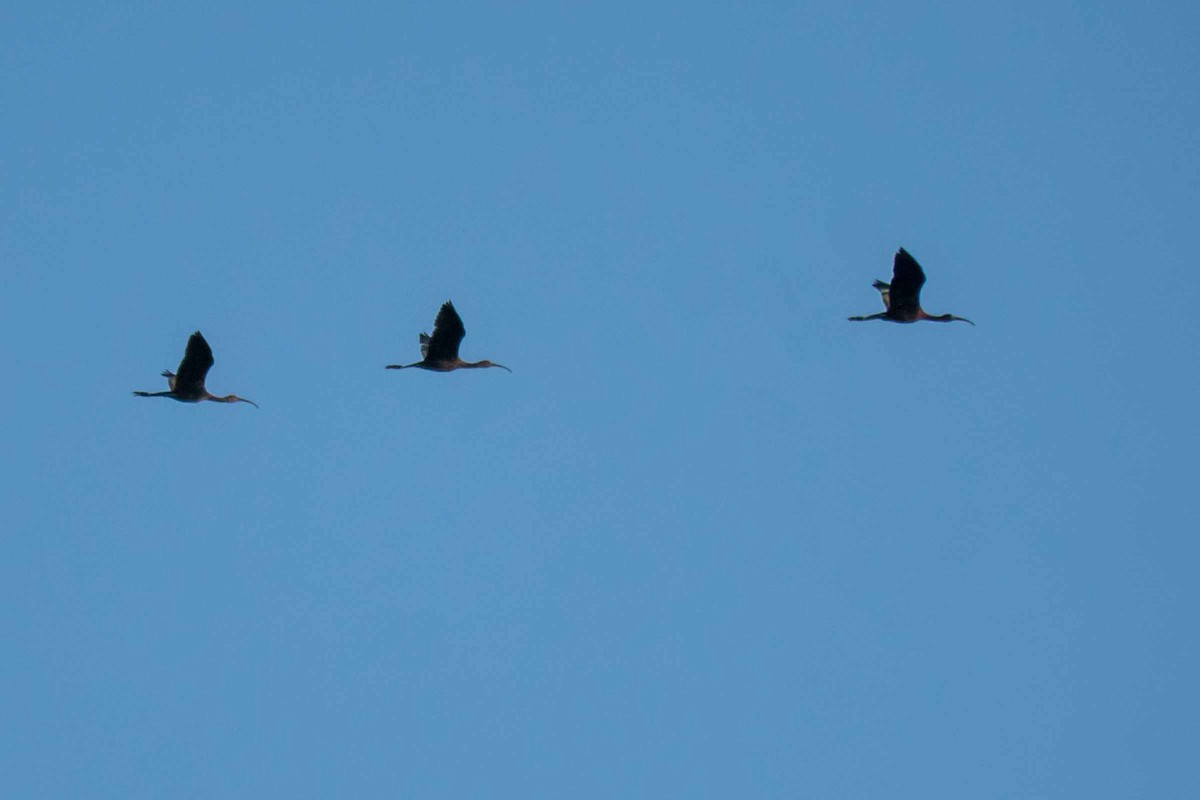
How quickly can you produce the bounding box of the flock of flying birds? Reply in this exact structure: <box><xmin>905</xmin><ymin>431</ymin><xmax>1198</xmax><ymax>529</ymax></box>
<box><xmin>133</xmin><ymin>247</ymin><xmax>972</xmax><ymax>408</ymax></box>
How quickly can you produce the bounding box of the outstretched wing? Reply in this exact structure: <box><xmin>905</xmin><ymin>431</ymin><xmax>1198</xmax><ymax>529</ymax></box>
<box><xmin>888</xmin><ymin>248</ymin><xmax>927</xmax><ymax>315</ymax></box>
<box><xmin>872</xmin><ymin>280</ymin><xmax>891</xmax><ymax>310</ymax></box>
<box><xmin>424</xmin><ymin>301</ymin><xmax>466</xmax><ymax>362</ymax></box>
<box><xmin>174</xmin><ymin>331</ymin><xmax>215</xmax><ymax>393</ymax></box>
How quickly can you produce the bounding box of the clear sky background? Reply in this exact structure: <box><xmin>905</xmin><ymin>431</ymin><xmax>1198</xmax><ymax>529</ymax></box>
<box><xmin>2</xmin><ymin>2</ymin><xmax>1197</xmax><ymax>797</ymax></box>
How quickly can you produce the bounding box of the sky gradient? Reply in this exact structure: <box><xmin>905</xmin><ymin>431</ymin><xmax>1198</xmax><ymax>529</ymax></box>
<box><xmin>3</xmin><ymin>2</ymin><xmax>1198</xmax><ymax>797</ymax></box>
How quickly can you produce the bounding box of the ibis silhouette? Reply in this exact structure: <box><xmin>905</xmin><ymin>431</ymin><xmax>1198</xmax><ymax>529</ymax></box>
<box><xmin>849</xmin><ymin>248</ymin><xmax>974</xmax><ymax>326</ymax></box>
<box><xmin>133</xmin><ymin>331</ymin><xmax>259</xmax><ymax>407</ymax></box>
<box><xmin>387</xmin><ymin>301</ymin><xmax>511</xmax><ymax>373</ymax></box>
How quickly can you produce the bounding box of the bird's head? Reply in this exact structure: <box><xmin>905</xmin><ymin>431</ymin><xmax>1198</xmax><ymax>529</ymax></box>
<box><xmin>926</xmin><ymin>313</ymin><xmax>975</xmax><ymax>326</ymax></box>
<box><xmin>224</xmin><ymin>394</ymin><xmax>260</xmax><ymax>408</ymax></box>
<box><xmin>479</xmin><ymin>360</ymin><xmax>512</xmax><ymax>373</ymax></box>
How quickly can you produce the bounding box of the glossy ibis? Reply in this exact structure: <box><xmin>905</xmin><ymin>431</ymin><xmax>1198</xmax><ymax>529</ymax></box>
<box><xmin>387</xmin><ymin>301</ymin><xmax>511</xmax><ymax>373</ymax></box>
<box><xmin>133</xmin><ymin>331</ymin><xmax>259</xmax><ymax>407</ymax></box>
<box><xmin>849</xmin><ymin>248</ymin><xmax>974</xmax><ymax>326</ymax></box>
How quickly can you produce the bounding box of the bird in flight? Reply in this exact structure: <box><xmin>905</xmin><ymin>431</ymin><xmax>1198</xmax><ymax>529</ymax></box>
<box><xmin>387</xmin><ymin>301</ymin><xmax>511</xmax><ymax>373</ymax></box>
<box><xmin>133</xmin><ymin>331</ymin><xmax>259</xmax><ymax>407</ymax></box>
<box><xmin>849</xmin><ymin>248</ymin><xmax>974</xmax><ymax>326</ymax></box>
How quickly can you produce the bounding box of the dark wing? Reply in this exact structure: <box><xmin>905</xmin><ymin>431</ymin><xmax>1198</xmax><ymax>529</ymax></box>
<box><xmin>424</xmin><ymin>301</ymin><xmax>466</xmax><ymax>362</ymax></box>
<box><xmin>888</xmin><ymin>248</ymin><xmax>927</xmax><ymax>314</ymax></box>
<box><xmin>174</xmin><ymin>331</ymin><xmax>215</xmax><ymax>392</ymax></box>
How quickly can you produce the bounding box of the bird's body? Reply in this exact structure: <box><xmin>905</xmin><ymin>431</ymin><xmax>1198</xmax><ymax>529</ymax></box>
<box><xmin>387</xmin><ymin>301</ymin><xmax>511</xmax><ymax>373</ymax></box>
<box><xmin>133</xmin><ymin>331</ymin><xmax>259</xmax><ymax>407</ymax></box>
<box><xmin>849</xmin><ymin>248</ymin><xmax>974</xmax><ymax>326</ymax></box>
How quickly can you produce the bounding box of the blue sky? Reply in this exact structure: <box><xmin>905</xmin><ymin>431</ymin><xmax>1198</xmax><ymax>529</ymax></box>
<box><xmin>2</xmin><ymin>2</ymin><xmax>1197</xmax><ymax>796</ymax></box>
